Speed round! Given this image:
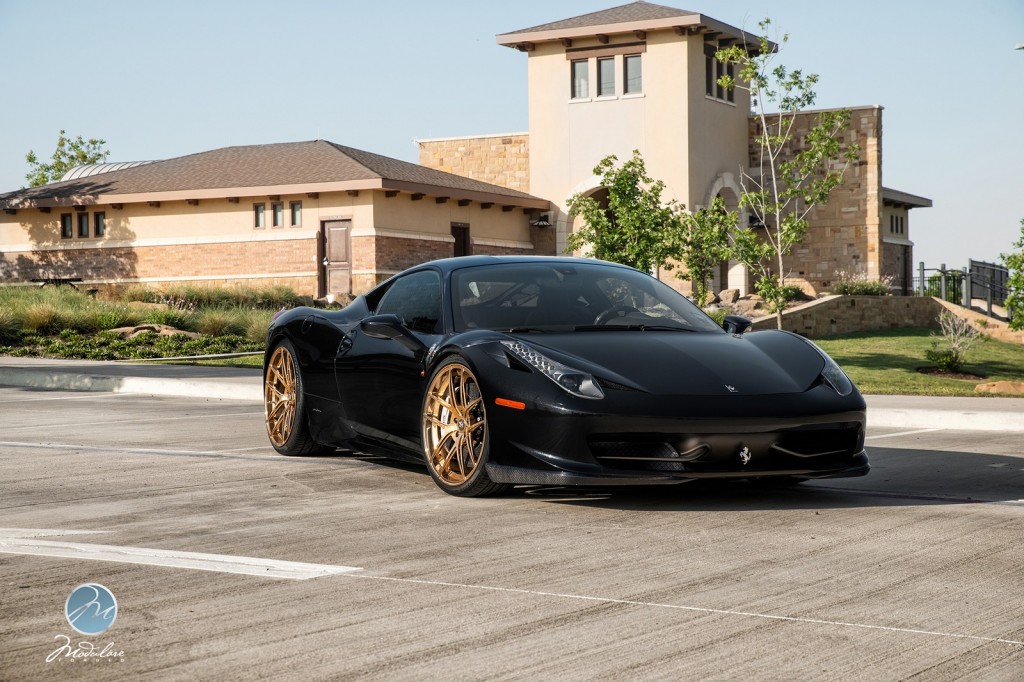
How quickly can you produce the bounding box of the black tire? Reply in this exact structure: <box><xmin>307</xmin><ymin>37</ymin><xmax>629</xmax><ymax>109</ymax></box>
<box><xmin>264</xmin><ymin>340</ymin><xmax>325</xmax><ymax>456</ymax></box>
<box><xmin>421</xmin><ymin>356</ymin><xmax>511</xmax><ymax>497</ymax></box>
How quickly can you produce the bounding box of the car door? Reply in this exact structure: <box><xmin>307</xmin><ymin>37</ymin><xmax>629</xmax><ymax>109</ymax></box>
<box><xmin>336</xmin><ymin>269</ymin><xmax>444</xmax><ymax>444</ymax></box>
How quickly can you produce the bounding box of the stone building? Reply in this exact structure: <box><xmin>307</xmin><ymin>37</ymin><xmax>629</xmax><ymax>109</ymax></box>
<box><xmin>1</xmin><ymin>1</ymin><xmax>930</xmax><ymax>300</ymax></box>
<box><xmin>419</xmin><ymin>1</ymin><xmax>931</xmax><ymax>296</ymax></box>
<box><xmin>0</xmin><ymin>141</ymin><xmax>549</xmax><ymax>297</ymax></box>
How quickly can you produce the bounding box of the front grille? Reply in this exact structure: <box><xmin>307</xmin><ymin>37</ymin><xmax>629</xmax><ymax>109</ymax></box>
<box><xmin>590</xmin><ymin>439</ymin><xmax>708</xmax><ymax>472</ymax></box>
<box><xmin>589</xmin><ymin>423</ymin><xmax>863</xmax><ymax>474</ymax></box>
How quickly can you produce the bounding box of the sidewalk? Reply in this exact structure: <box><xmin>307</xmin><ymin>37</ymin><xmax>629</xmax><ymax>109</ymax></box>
<box><xmin>1</xmin><ymin>356</ymin><xmax>1023</xmax><ymax>432</ymax></box>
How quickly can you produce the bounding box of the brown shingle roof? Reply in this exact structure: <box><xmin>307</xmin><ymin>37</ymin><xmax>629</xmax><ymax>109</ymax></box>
<box><xmin>507</xmin><ymin>1</ymin><xmax>695</xmax><ymax>34</ymax></box>
<box><xmin>1</xmin><ymin>140</ymin><xmax>546</xmax><ymax>207</ymax></box>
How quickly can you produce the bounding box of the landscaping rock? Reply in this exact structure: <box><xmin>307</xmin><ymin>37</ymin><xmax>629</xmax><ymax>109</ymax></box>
<box><xmin>975</xmin><ymin>381</ymin><xmax>1024</xmax><ymax>395</ymax></box>
<box><xmin>719</xmin><ymin>288</ymin><xmax>740</xmax><ymax>305</ymax></box>
<box><xmin>109</xmin><ymin>324</ymin><xmax>200</xmax><ymax>340</ymax></box>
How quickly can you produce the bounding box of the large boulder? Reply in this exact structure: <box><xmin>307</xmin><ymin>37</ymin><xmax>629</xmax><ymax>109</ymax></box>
<box><xmin>718</xmin><ymin>288</ymin><xmax>740</xmax><ymax>305</ymax></box>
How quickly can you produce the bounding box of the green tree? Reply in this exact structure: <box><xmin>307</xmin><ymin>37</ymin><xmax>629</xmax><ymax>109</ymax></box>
<box><xmin>1003</xmin><ymin>218</ymin><xmax>1024</xmax><ymax>331</ymax></box>
<box><xmin>566</xmin><ymin>150</ymin><xmax>682</xmax><ymax>274</ymax></box>
<box><xmin>717</xmin><ymin>19</ymin><xmax>859</xmax><ymax>328</ymax></box>
<box><xmin>677</xmin><ymin>197</ymin><xmax>736</xmax><ymax>307</ymax></box>
<box><xmin>25</xmin><ymin>130</ymin><xmax>110</xmax><ymax>187</ymax></box>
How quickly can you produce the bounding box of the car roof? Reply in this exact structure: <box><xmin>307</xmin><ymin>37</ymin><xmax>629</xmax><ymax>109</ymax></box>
<box><xmin>417</xmin><ymin>255</ymin><xmax>636</xmax><ymax>275</ymax></box>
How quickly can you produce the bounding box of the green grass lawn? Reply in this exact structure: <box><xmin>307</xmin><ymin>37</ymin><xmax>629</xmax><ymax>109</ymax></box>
<box><xmin>816</xmin><ymin>327</ymin><xmax>1024</xmax><ymax>396</ymax></box>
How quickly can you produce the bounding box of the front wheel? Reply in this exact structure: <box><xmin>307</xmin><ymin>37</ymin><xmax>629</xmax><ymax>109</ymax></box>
<box><xmin>264</xmin><ymin>340</ymin><xmax>325</xmax><ymax>456</ymax></box>
<box><xmin>421</xmin><ymin>356</ymin><xmax>510</xmax><ymax>497</ymax></box>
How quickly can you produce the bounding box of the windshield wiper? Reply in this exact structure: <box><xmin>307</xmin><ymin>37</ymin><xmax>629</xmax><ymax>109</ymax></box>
<box><xmin>497</xmin><ymin>326</ymin><xmax>549</xmax><ymax>333</ymax></box>
<box><xmin>573</xmin><ymin>324</ymin><xmax>695</xmax><ymax>332</ymax></box>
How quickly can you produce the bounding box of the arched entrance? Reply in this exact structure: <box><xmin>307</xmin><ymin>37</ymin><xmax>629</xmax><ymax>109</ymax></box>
<box><xmin>705</xmin><ymin>173</ymin><xmax>749</xmax><ymax>297</ymax></box>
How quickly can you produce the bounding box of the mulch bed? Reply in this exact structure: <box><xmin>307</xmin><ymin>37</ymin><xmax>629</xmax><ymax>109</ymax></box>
<box><xmin>915</xmin><ymin>367</ymin><xmax>986</xmax><ymax>381</ymax></box>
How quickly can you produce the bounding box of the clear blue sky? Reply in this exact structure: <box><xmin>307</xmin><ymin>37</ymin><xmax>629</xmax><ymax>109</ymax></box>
<box><xmin>1</xmin><ymin>0</ymin><xmax>1021</xmax><ymax>268</ymax></box>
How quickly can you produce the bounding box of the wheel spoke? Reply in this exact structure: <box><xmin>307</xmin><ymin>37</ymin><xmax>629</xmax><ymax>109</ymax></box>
<box><xmin>423</xmin><ymin>363</ymin><xmax>488</xmax><ymax>486</ymax></box>
<box><xmin>264</xmin><ymin>346</ymin><xmax>299</xmax><ymax>448</ymax></box>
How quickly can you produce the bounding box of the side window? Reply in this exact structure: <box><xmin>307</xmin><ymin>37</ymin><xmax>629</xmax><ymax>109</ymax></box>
<box><xmin>375</xmin><ymin>270</ymin><xmax>442</xmax><ymax>334</ymax></box>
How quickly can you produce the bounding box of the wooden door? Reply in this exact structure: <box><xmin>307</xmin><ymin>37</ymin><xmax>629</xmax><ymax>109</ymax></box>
<box><xmin>451</xmin><ymin>223</ymin><xmax>470</xmax><ymax>257</ymax></box>
<box><xmin>323</xmin><ymin>219</ymin><xmax>351</xmax><ymax>297</ymax></box>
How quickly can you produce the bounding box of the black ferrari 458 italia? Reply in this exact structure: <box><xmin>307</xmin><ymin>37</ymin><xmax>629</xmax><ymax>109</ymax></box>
<box><xmin>263</xmin><ymin>256</ymin><xmax>868</xmax><ymax>496</ymax></box>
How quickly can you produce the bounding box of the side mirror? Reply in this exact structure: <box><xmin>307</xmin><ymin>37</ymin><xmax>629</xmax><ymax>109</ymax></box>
<box><xmin>722</xmin><ymin>315</ymin><xmax>752</xmax><ymax>335</ymax></box>
<box><xmin>360</xmin><ymin>314</ymin><xmax>428</xmax><ymax>354</ymax></box>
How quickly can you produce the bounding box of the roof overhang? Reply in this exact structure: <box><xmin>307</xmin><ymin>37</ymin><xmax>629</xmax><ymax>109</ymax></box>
<box><xmin>882</xmin><ymin>187</ymin><xmax>932</xmax><ymax>209</ymax></box>
<box><xmin>497</xmin><ymin>14</ymin><xmax>769</xmax><ymax>51</ymax></box>
<box><xmin>1</xmin><ymin>179</ymin><xmax>550</xmax><ymax>211</ymax></box>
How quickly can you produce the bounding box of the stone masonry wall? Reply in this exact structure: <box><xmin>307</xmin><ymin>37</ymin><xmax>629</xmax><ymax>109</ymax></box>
<box><xmin>419</xmin><ymin>134</ymin><xmax>530</xmax><ymax>193</ymax></box>
<box><xmin>749</xmin><ymin>107</ymin><xmax>882</xmax><ymax>295</ymax></box>
<box><xmin>749</xmin><ymin>295</ymin><xmax>942</xmax><ymax>338</ymax></box>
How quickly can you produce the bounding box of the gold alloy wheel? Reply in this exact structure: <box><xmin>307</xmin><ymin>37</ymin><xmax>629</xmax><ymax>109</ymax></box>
<box><xmin>423</xmin><ymin>362</ymin><xmax>487</xmax><ymax>485</ymax></box>
<box><xmin>265</xmin><ymin>345</ymin><xmax>297</xmax><ymax>447</ymax></box>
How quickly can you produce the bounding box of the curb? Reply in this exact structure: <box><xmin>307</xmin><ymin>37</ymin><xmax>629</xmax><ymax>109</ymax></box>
<box><xmin>866</xmin><ymin>407</ymin><xmax>1024</xmax><ymax>432</ymax></box>
<box><xmin>0</xmin><ymin>369</ymin><xmax>262</xmax><ymax>402</ymax></box>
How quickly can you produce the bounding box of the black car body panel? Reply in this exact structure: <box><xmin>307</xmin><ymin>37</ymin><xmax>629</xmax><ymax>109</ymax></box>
<box><xmin>264</xmin><ymin>256</ymin><xmax>868</xmax><ymax>487</ymax></box>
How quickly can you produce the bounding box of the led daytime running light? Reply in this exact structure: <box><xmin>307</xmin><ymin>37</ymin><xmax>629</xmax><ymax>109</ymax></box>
<box><xmin>500</xmin><ymin>340</ymin><xmax>604</xmax><ymax>399</ymax></box>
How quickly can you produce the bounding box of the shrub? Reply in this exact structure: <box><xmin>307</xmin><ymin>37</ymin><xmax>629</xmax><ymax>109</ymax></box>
<box><xmin>141</xmin><ymin>308</ymin><xmax>198</xmax><ymax>331</ymax></box>
<box><xmin>703</xmin><ymin>307</ymin><xmax>727</xmax><ymax>326</ymax></box>
<box><xmin>195</xmin><ymin>309</ymin><xmax>246</xmax><ymax>337</ymax></box>
<box><xmin>925</xmin><ymin>310</ymin><xmax>980</xmax><ymax>373</ymax></box>
<box><xmin>0</xmin><ymin>308</ymin><xmax>22</xmax><ymax>346</ymax></box>
<box><xmin>22</xmin><ymin>302</ymin><xmax>65</xmax><ymax>334</ymax></box>
<box><xmin>780</xmin><ymin>285</ymin><xmax>806</xmax><ymax>302</ymax></box>
<box><xmin>832</xmin><ymin>272</ymin><xmax>893</xmax><ymax>296</ymax></box>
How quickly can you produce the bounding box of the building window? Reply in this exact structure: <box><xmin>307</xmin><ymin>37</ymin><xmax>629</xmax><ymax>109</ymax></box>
<box><xmin>624</xmin><ymin>54</ymin><xmax>642</xmax><ymax>94</ymax></box>
<box><xmin>254</xmin><ymin>203</ymin><xmax>265</xmax><ymax>229</ymax></box>
<box><xmin>272</xmin><ymin>201</ymin><xmax>284</xmax><ymax>228</ymax></box>
<box><xmin>705</xmin><ymin>44</ymin><xmax>733</xmax><ymax>103</ymax></box>
<box><xmin>60</xmin><ymin>213</ymin><xmax>72</xmax><ymax>239</ymax></box>
<box><xmin>94</xmin><ymin>211</ymin><xmax>105</xmax><ymax>237</ymax></box>
<box><xmin>77</xmin><ymin>212</ymin><xmax>90</xmax><ymax>238</ymax></box>
<box><xmin>597</xmin><ymin>57</ymin><xmax>615</xmax><ymax>97</ymax></box>
<box><xmin>571</xmin><ymin>59</ymin><xmax>589</xmax><ymax>99</ymax></box>
<box><xmin>290</xmin><ymin>201</ymin><xmax>302</xmax><ymax>226</ymax></box>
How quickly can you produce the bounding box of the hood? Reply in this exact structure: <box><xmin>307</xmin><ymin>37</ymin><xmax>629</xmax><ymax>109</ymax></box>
<box><xmin>521</xmin><ymin>330</ymin><xmax>825</xmax><ymax>396</ymax></box>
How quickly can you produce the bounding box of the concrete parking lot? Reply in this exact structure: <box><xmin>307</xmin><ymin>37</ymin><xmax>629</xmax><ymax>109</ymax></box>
<box><xmin>1</xmin><ymin>386</ymin><xmax>1022</xmax><ymax>680</ymax></box>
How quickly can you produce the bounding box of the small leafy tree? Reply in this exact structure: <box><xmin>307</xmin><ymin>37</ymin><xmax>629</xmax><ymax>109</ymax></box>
<box><xmin>25</xmin><ymin>130</ymin><xmax>110</xmax><ymax>187</ymax></box>
<box><xmin>1003</xmin><ymin>218</ymin><xmax>1024</xmax><ymax>331</ymax></box>
<box><xmin>925</xmin><ymin>310</ymin><xmax>981</xmax><ymax>373</ymax></box>
<box><xmin>717</xmin><ymin>19</ymin><xmax>859</xmax><ymax>328</ymax></box>
<box><xmin>566</xmin><ymin>150</ymin><xmax>683</xmax><ymax>273</ymax></box>
<box><xmin>676</xmin><ymin>197</ymin><xmax>735</xmax><ymax>306</ymax></box>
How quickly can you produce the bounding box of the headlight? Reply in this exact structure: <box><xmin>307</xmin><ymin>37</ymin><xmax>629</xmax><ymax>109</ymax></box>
<box><xmin>500</xmin><ymin>340</ymin><xmax>604</xmax><ymax>399</ymax></box>
<box><xmin>801</xmin><ymin>338</ymin><xmax>854</xmax><ymax>396</ymax></box>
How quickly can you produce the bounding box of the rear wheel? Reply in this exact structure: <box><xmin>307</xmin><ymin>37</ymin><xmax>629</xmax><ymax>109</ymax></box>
<box><xmin>265</xmin><ymin>341</ymin><xmax>324</xmax><ymax>456</ymax></box>
<box><xmin>421</xmin><ymin>357</ymin><xmax>510</xmax><ymax>497</ymax></box>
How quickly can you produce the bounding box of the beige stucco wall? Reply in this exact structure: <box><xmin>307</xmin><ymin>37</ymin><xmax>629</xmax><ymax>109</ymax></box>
<box><xmin>0</xmin><ymin>195</ymin><xmax>324</xmax><ymax>294</ymax></box>
<box><xmin>523</xmin><ymin>30</ymin><xmax>751</xmax><ymax>262</ymax></box>
<box><xmin>0</xmin><ymin>186</ymin><xmax>539</xmax><ymax>297</ymax></box>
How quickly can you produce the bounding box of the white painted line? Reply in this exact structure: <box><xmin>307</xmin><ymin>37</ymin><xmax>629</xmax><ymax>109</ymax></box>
<box><xmin>0</xmin><ymin>441</ymin><xmax>282</xmax><ymax>462</ymax></box>
<box><xmin>346</xmin><ymin>574</ymin><xmax>1024</xmax><ymax>647</ymax></box>
<box><xmin>0</xmin><ymin>528</ymin><xmax>110</xmax><ymax>539</ymax></box>
<box><xmin>0</xmin><ymin>538</ymin><xmax>362</xmax><ymax>580</ymax></box>
<box><xmin>865</xmin><ymin>428</ymin><xmax>940</xmax><ymax>441</ymax></box>
<box><xmin>0</xmin><ymin>392</ymin><xmax>130</xmax><ymax>404</ymax></box>
<box><xmin>0</xmin><ymin>411</ymin><xmax>262</xmax><ymax>432</ymax></box>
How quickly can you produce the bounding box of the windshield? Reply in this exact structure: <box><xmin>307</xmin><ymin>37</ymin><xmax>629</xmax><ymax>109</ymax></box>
<box><xmin>451</xmin><ymin>262</ymin><xmax>723</xmax><ymax>333</ymax></box>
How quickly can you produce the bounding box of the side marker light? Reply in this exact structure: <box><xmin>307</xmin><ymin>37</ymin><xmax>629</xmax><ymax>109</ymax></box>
<box><xmin>495</xmin><ymin>398</ymin><xmax>526</xmax><ymax>410</ymax></box>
